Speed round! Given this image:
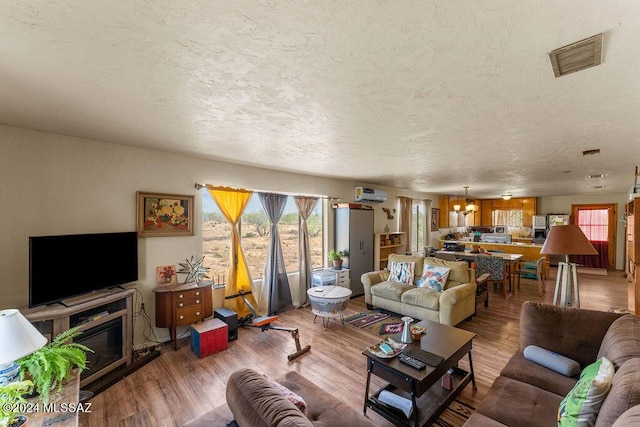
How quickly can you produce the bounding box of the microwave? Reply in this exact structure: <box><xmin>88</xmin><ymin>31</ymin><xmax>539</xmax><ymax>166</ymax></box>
<box><xmin>494</xmin><ymin>226</ymin><xmax>507</xmax><ymax>233</ymax></box>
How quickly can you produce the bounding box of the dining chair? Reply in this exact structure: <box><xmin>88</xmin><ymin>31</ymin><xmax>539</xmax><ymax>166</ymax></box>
<box><xmin>474</xmin><ymin>254</ymin><xmax>510</xmax><ymax>298</ymax></box>
<box><xmin>516</xmin><ymin>257</ymin><xmax>546</xmax><ymax>296</ymax></box>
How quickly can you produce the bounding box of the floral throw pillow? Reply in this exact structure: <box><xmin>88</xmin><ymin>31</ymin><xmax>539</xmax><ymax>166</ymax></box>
<box><xmin>419</xmin><ymin>265</ymin><xmax>451</xmax><ymax>291</ymax></box>
<box><xmin>388</xmin><ymin>261</ymin><xmax>415</xmax><ymax>284</ymax></box>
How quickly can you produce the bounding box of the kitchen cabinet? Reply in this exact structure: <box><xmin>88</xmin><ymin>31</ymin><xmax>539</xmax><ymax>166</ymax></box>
<box><xmin>626</xmin><ymin>196</ymin><xmax>640</xmax><ymax>314</ymax></box>
<box><xmin>481</xmin><ymin>200</ymin><xmax>493</xmax><ymax>225</ymax></box>
<box><xmin>522</xmin><ymin>197</ymin><xmax>537</xmax><ymax>227</ymax></box>
<box><xmin>335</xmin><ymin>207</ymin><xmax>374</xmax><ymax>297</ymax></box>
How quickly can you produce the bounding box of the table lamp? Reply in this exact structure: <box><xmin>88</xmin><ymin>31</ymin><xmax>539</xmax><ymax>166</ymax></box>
<box><xmin>540</xmin><ymin>224</ymin><xmax>597</xmax><ymax>308</ymax></box>
<box><xmin>0</xmin><ymin>309</ymin><xmax>48</xmax><ymax>385</ymax></box>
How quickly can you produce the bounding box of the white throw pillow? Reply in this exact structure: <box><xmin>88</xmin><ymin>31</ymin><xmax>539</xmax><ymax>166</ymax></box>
<box><xmin>419</xmin><ymin>265</ymin><xmax>451</xmax><ymax>291</ymax></box>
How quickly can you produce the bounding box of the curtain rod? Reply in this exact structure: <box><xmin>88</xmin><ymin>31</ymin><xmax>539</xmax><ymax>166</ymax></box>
<box><xmin>194</xmin><ymin>183</ymin><xmax>339</xmax><ymax>200</ymax></box>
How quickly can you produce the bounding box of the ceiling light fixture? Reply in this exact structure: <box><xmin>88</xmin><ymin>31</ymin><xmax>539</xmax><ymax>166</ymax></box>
<box><xmin>588</xmin><ymin>174</ymin><xmax>604</xmax><ymax>179</ymax></box>
<box><xmin>501</xmin><ymin>194</ymin><xmax>512</xmax><ymax>200</ymax></box>
<box><xmin>462</xmin><ymin>187</ymin><xmax>478</xmax><ymax>216</ymax></box>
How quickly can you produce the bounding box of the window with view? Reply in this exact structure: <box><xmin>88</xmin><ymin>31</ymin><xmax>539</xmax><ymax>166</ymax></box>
<box><xmin>202</xmin><ymin>189</ymin><xmax>323</xmax><ymax>284</ymax></box>
<box><xmin>411</xmin><ymin>201</ymin><xmax>425</xmax><ymax>253</ymax></box>
<box><xmin>492</xmin><ymin>209</ymin><xmax>523</xmax><ymax>228</ymax></box>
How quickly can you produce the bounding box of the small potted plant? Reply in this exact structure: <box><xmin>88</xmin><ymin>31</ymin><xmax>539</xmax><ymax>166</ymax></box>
<box><xmin>328</xmin><ymin>249</ymin><xmax>345</xmax><ymax>270</ymax></box>
<box><xmin>17</xmin><ymin>326</ymin><xmax>92</xmax><ymax>403</ymax></box>
<box><xmin>0</xmin><ymin>380</ymin><xmax>33</xmax><ymax>427</ymax></box>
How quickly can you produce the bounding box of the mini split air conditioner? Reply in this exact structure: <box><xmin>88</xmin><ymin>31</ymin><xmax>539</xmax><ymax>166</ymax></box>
<box><xmin>355</xmin><ymin>186</ymin><xmax>387</xmax><ymax>203</ymax></box>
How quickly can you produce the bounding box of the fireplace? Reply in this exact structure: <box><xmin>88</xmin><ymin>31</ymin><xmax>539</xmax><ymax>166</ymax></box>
<box><xmin>75</xmin><ymin>317</ymin><xmax>124</xmax><ymax>382</ymax></box>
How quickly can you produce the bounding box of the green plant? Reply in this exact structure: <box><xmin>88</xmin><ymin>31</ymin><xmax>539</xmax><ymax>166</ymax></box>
<box><xmin>0</xmin><ymin>380</ymin><xmax>33</xmax><ymax>426</ymax></box>
<box><xmin>17</xmin><ymin>326</ymin><xmax>92</xmax><ymax>403</ymax></box>
<box><xmin>328</xmin><ymin>249</ymin><xmax>345</xmax><ymax>261</ymax></box>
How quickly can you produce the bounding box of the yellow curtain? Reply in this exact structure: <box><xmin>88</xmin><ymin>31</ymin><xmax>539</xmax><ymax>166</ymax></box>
<box><xmin>206</xmin><ymin>185</ymin><xmax>257</xmax><ymax>318</ymax></box>
<box><xmin>399</xmin><ymin>196</ymin><xmax>413</xmax><ymax>253</ymax></box>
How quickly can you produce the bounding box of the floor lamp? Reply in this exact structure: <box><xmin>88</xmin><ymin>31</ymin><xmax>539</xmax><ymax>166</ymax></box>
<box><xmin>540</xmin><ymin>224</ymin><xmax>598</xmax><ymax>308</ymax></box>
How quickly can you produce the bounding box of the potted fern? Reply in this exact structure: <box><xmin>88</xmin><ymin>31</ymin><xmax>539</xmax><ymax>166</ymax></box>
<box><xmin>17</xmin><ymin>326</ymin><xmax>92</xmax><ymax>403</ymax></box>
<box><xmin>0</xmin><ymin>380</ymin><xmax>33</xmax><ymax>427</ymax></box>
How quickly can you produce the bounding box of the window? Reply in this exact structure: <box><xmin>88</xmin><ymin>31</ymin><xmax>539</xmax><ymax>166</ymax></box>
<box><xmin>202</xmin><ymin>189</ymin><xmax>323</xmax><ymax>284</ymax></box>
<box><xmin>577</xmin><ymin>209</ymin><xmax>608</xmax><ymax>241</ymax></box>
<box><xmin>411</xmin><ymin>201</ymin><xmax>425</xmax><ymax>253</ymax></box>
<box><xmin>492</xmin><ymin>209</ymin><xmax>522</xmax><ymax>228</ymax></box>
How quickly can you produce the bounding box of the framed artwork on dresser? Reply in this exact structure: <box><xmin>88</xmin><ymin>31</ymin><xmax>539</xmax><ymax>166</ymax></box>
<box><xmin>137</xmin><ymin>191</ymin><xmax>194</xmax><ymax>237</ymax></box>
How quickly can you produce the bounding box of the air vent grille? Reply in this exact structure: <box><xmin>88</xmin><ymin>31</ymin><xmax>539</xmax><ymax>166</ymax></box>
<box><xmin>549</xmin><ymin>33</ymin><xmax>603</xmax><ymax>78</ymax></box>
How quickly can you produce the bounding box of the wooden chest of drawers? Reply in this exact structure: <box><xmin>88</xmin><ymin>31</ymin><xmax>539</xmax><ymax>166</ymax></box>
<box><xmin>153</xmin><ymin>282</ymin><xmax>213</xmax><ymax>350</ymax></box>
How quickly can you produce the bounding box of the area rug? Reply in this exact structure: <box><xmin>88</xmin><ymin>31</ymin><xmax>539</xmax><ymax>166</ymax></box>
<box><xmin>434</xmin><ymin>400</ymin><xmax>474</xmax><ymax>426</ymax></box>
<box><xmin>345</xmin><ymin>312</ymin><xmax>391</xmax><ymax>328</ymax></box>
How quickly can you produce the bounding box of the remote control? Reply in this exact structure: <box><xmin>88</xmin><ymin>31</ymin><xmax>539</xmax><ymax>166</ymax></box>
<box><xmin>399</xmin><ymin>353</ymin><xmax>426</xmax><ymax>369</ymax></box>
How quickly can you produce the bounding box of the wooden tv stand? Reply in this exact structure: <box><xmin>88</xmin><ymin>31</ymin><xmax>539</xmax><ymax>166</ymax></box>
<box><xmin>21</xmin><ymin>288</ymin><xmax>134</xmax><ymax>388</ymax></box>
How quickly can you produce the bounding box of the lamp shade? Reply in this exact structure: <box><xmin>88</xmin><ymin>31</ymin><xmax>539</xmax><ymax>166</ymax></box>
<box><xmin>0</xmin><ymin>309</ymin><xmax>48</xmax><ymax>366</ymax></box>
<box><xmin>540</xmin><ymin>224</ymin><xmax>598</xmax><ymax>255</ymax></box>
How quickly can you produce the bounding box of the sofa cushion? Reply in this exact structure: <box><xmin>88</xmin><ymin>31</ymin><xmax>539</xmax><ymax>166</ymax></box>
<box><xmin>523</xmin><ymin>345</ymin><xmax>581</xmax><ymax>377</ymax></box>
<box><xmin>423</xmin><ymin>257</ymin><xmax>470</xmax><ymax>285</ymax></box>
<box><xmin>226</xmin><ymin>368</ymin><xmax>312</xmax><ymax>427</ymax></box>
<box><xmin>612</xmin><ymin>405</ymin><xmax>640</xmax><ymax>427</ymax></box>
<box><xmin>558</xmin><ymin>357</ymin><xmax>614</xmax><ymax>427</ymax></box>
<box><xmin>419</xmin><ymin>264</ymin><xmax>451</xmax><ymax>291</ymax></box>
<box><xmin>401</xmin><ymin>287</ymin><xmax>440</xmax><ymax>311</ymax></box>
<box><xmin>475</xmin><ymin>375</ymin><xmax>563</xmax><ymax>427</ymax></box>
<box><xmin>278</xmin><ymin>371</ymin><xmax>376</xmax><ymax>426</ymax></box>
<box><xmin>263</xmin><ymin>374</ymin><xmax>308</xmax><ymax>415</ymax></box>
<box><xmin>595</xmin><ymin>358</ymin><xmax>640</xmax><ymax>427</ymax></box>
<box><xmin>597</xmin><ymin>314</ymin><xmax>640</xmax><ymax>369</ymax></box>
<box><xmin>370</xmin><ymin>281</ymin><xmax>414</xmax><ymax>302</ymax></box>
<box><xmin>388</xmin><ymin>261</ymin><xmax>415</xmax><ymax>284</ymax></box>
<box><xmin>500</xmin><ymin>352</ymin><xmax>578</xmax><ymax>397</ymax></box>
<box><xmin>388</xmin><ymin>254</ymin><xmax>424</xmax><ymax>284</ymax></box>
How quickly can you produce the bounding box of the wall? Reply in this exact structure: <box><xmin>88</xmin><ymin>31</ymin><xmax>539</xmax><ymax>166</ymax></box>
<box><xmin>0</xmin><ymin>124</ymin><xmax>433</xmax><ymax>347</ymax></box>
<box><xmin>539</xmin><ymin>193</ymin><xmax>628</xmax><ymax>270</ymax></box>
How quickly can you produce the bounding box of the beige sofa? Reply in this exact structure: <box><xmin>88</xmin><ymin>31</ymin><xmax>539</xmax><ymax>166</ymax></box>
<box><xmin>361</xmin><ymin>254</ymin><xmax>477</xmax><ymax>326</ymax></box>
<box><xmin>465</xmin><ymin>301</ymin><xmax>640</xmax><ymax>426</ymax></box>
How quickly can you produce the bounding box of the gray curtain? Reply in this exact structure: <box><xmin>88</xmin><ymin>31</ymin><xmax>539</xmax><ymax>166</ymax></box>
<box><xmin>258</xmin><ymin>193</ymin><xmax>293</xmax><ymax>315</ymax></box>
<box><xmin>294</xmin><ymin>196</ymin><xmax>319</xmax><ymax>307</ymax></box>
<box><xmin>399</xmin><ymin>196</ymin><xmax>413</xmax><ymax>254</ymax></box>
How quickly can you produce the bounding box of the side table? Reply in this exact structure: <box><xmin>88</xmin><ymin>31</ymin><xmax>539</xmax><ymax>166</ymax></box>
<box><xmin>307</xmin><ymin>285</ymin><xmax>352</xmax><ymax>329</ymax></box>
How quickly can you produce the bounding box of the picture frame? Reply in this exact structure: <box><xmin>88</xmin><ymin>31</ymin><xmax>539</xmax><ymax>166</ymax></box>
<box><xmin>137</xmin><ymin>191</ymin><xmax>194</xmax><ymax>237</ymax></box>
<box><xmin>431</xmin><ymin>208</ymin><xmax>440</xmax><ymax>231</ymax></box>
<box><xmin>156</xmin><ymin>265</ymin><xmax>177</xmax><ymax>285</ymax></box>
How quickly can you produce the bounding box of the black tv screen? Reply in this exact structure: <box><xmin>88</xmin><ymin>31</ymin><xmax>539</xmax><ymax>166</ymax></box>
<box><xmin>29</xmin><ymin>232</ymin><xmax>138</xmax><ymax>307</ymax></box>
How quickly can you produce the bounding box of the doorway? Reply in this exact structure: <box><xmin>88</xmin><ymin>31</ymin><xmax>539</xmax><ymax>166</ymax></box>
<box><xmin>570</xmin><ymin>204</ymin><xmax>617</xmax><ymax>269</ymax></box>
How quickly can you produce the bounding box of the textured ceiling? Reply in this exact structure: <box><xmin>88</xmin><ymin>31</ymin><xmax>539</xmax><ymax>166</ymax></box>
<box><xmin>1</xmin><ymin>1</ymin><xmax>639</xmax><ymax>198</ymax></box>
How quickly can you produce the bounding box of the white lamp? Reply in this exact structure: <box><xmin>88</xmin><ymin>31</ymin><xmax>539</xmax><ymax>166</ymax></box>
<box><xmin>540</xmin><ymin>225</ymin><xmax>598</xmax><ymax>308</ymax></box>
<box><xmin>0</xmin><ymin>309</ymin><xmax>48</xmax><ymax>385</ymax></box>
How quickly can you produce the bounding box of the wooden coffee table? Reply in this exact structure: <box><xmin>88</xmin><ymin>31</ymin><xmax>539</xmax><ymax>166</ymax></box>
<box><xmin>363</xmin><ymin>319</ymin><xmax>477</xmax><ymax>427</ymax></box>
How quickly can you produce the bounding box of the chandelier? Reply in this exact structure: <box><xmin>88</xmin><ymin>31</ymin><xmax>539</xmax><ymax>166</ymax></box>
<box><xmin>453</xmin><ymin>186</ymin><xmax>478</xmax><ymax>216</ymax></box>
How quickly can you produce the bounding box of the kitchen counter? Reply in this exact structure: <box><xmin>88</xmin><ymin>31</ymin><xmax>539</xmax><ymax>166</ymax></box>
<box><xmin>438</xmin><ymin>240</ymin><xmax>546</xmax><ymax>267</ymax></box>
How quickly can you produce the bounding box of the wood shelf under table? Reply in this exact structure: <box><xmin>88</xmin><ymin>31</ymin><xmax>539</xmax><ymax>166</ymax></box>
<box><xmin>366</xmin><ymin>366</ymin><xmax>471</xmax><ymax>427</ymax></box>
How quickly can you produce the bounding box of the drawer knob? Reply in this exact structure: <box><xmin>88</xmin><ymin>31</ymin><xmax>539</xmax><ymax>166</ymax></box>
<box><xmin>178</xmin><ymin>294</ymin><xmax>184</xmax><ymax>299</ymax></box>
<box><xmin>196</xmin><ymin>291</ymin><xmax>200</xmax><ymax>296</ymax></box>
<box><xmin>179</xmin><ymin>303</ymin><xmax>183</xmax><ymax>307</ymax></box>
<box><xmin>196</xmin><ymin>300</ymin><xmax>200</xmax><ymax>304</ymax></box>
<box><xmin>179</xmin><ymin>315</ymin><xmax>184</xmax><ymax>320</ymax></box>
<box><xmin>196</xmin><ymin>312</ymin><xmax>200</xmax><ymax>316</ymax></box>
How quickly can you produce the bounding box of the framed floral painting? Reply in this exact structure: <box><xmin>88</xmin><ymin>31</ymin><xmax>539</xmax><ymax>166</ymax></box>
<box><xmin>156</xmin><ymin>265</ymin><xmax>177</xmax><ymax>285</ymax></box>
<box><xmin>137</xmin><ymin>191</ymin><xmax>194</xmax><ymax>237</ymax></box>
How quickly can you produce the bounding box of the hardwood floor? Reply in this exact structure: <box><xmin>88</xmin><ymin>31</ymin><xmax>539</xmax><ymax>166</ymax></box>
<box><xmin>80</xmin><ymin>268</ymin><xmax>629</xmax><ymax>426</ymax></box>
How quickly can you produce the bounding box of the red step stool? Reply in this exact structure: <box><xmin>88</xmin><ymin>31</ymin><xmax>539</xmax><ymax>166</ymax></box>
<box><xmin>191</xmin><ymin>318</ymin><xmax>228</xmax><ymax>358</ymax></box>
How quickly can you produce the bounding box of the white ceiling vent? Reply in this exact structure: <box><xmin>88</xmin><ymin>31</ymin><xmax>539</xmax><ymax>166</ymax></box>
<box><xmin>549</xmin><ymin>33</ymin><xmax>604</xmax><ymax>78</ymax></box>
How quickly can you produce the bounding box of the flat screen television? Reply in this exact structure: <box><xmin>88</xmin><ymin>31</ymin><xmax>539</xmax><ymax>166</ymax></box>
<box><xmin>29</xmin><ymin>231</ymin><xmax>138</xmax><ymax>308</ymax></box>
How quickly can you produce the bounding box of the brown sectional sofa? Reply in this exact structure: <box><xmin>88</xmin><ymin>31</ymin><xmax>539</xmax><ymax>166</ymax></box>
<box><xmin>225</xmin><ymin>368</ymin><xmax>376</xmax><ymax>426</ymax></box>
<box><xmin>465</xmin><ymin>301</ymin><xmax>640</xmax><ymax>426</ymax></box>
